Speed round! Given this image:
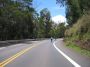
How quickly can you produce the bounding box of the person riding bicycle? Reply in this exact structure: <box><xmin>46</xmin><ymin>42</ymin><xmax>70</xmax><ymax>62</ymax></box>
<box><xmin>51</xmin><ymin>37</ymin><xmax>53</xmax><ymax>42</ymax></box>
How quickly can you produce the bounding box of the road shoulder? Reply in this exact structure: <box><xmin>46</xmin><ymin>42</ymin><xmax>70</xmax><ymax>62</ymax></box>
<box><xmin>55</xmin><ymin>39</ymin><xmax>90</xmax><ymax>67</ymax></box>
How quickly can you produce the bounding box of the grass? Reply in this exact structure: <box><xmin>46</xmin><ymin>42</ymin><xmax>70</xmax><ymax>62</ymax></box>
<box><xmin>64</xmin><ymin>14</ymin><xmax>90</xmax><ymax>57</ymax></box>
<box><xmin>66</xmin><ymin>41</ymin><xmax>90</xmax><ymax>57</ymax></box>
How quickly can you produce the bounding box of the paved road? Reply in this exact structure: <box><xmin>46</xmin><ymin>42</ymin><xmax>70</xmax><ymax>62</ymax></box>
<box><xmin>0</xmin><ymin>39</ymin><xmax>90</xmax><ymax>67</ymax></box>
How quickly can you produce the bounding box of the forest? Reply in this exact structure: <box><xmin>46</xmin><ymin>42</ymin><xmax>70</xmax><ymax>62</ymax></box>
<box><xmin>0</xmin><ymin>0</ymin><xmax>66</xmax><ymax>41</ymax></box>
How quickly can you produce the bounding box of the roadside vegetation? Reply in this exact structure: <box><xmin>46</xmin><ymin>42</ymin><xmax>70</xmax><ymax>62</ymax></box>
<box><xmin>56</xmin><ymin>0</ymin><xmax>90</xmax><ymax>56</ymax></box>
<box><xmin>65</xmin><ymin>37</ymin><xmax>90</xmax><ymax>57</ymax></box>
<box><xmin>0</xmin><ymin>0</ymin><xmax>65</xmax><ymax>41</ymax></box>
<box><xmin>0</xmin><ymin>0</ymin><xmax>53</xmax><ymax>40</ymax></box>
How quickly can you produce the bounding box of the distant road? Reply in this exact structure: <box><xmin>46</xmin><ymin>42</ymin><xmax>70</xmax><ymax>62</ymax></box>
<box><xmin>0</xmin><ymin>39</ymin><xmax>90</xmax><ymax>67</ymax></box>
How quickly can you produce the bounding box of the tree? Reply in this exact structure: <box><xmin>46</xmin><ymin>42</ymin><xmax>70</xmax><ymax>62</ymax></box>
<box><xmin>39</xmin><ymin>8</ymin><xmax>52</xmax><ymax>38</ymax></box>
<box><xmin>0</xmin><ymin>0</ymin><xmax>35</xmax><ymax>40</ymax></box>
<box><xmin>57</xmin><ymin>23</ymin><xmax>66</xmax><ymax>37</ymax></box>
<box><xmin>49</xmin><ymin>23</ymin><xmax>66</xmax><ymax>38</ymax></box>
<box><xmin>56</xmin><ymin>0</ymin><xmax>90</xmax><ymax>26</ymax></box>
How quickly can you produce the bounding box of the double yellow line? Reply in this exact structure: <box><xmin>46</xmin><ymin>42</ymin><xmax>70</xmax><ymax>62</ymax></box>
<box><xmin>0</xmin><ymin>45</ymin><xmax>36</xmax><ymax>67</ymax></box>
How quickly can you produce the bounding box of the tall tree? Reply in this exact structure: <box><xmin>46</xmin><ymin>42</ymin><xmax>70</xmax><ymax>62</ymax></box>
<box><xmin>0</xmin><ymin>0</ymin><xmax>35</xmax><ymax>40</ymax></box>
<box><xmin>56</xmin><ymin>0</ymin><xmax>90</xmax><ymax>26</ymax></box>
<box><xmin>40</xmin><ymin>8</ymin><xmax>52</xmax><ymax>38</ymax></box>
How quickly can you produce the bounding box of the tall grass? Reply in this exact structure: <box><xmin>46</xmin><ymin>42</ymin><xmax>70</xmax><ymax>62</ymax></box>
<box><xmin>65</xmin><ymin>13</ymin><xmax>90</xmax><ymax>50</ymax></box>
<box><xmin>65</xmin><ymin>14</ymin><xmax>90</xmax><ymax>40</ymax></box>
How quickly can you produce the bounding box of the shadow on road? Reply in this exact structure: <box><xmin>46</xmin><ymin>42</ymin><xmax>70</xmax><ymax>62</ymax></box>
<box><xmin>0</xmin><ymin>39</ymin><xmax>33</xmax><ymax>47</ymax></box>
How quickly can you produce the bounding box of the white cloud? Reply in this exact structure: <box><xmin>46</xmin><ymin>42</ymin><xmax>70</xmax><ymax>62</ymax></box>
<box><xmin>51</xmin><ymin>15</ymin><xmax>67</xmax><ymax>24</ymax></box>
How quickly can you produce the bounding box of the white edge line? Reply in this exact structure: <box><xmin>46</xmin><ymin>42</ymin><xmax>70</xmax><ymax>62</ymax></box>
<box><xmin>53</xmin><ymin>42</ymin><xmax>81</xmax><ymax>67</ymax></box>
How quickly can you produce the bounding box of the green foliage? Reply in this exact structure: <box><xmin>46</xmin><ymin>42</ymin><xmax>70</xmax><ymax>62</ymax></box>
<box><xmin>37</xmin><ymin>8</ymin><xmax>52</xmax><ymax>38</ymax></box>
<box><xmin>65</xmin><ymin>14</ymin><xmax>90</xmax><ymax>40</ymax></box>
<box><xmin>65</xmin><ymin>14</ymin><xmax>90</xmax><ymax>51</ymax></box>
<box><xmin>0</xmin><ymin>0</ymin><xmax>34</xmax><ymax>40</ymax></box>
<box><xmin>65</xmin><ymin>39</ymin><xmax>90</xmax><ymax>57</ymax></box>
<box><xmin>50</xmin><ymin>23</ymin><xmax>66</xmax><ymax>38</ymax></box>
<box><xmin>57</xmin><ymin>0</ymin><xmax>90</xmax><ymax>51</ymax></box>
<box><xmin>0</xmin><ymin>0</ymin><xmax>54</xmax><ymax>40</ymax></box>
<box><xmin>66</xmin><ymin>0</ymin><xmax>82</xmax><ymax>25</ymax></box>
<box><xmin>57</xmin><ymin>23</ymin><xmax>66</xmax><ymax>37</ymax></box>
<box><xmin>56</xmin><ymin>0</ymin><xmax>90</xmax><ymax>26</ymax></box>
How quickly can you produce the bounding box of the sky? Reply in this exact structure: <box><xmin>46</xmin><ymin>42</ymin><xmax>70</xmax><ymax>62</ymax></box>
<box><xmin>33</xmin><ymin>0</ymin><xmax>66</xmax><ymax>24</ymax></box>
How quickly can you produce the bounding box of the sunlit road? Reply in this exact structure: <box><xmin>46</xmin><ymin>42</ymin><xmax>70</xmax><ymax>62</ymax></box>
<box><xmin>0</xmin><ymin>39</ymin><xmax>90</xmax><ymax>67</ymax></box>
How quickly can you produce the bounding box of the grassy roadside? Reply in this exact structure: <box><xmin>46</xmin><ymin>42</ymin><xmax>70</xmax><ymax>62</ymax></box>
<box><xmin>65</xmin><ymin>40</ymin><xmax>90</xmax><ymax>57</ymax></box>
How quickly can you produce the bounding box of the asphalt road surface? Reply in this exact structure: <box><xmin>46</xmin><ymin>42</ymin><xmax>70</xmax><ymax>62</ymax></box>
<box><xmin>0</xmin><ymin>39</ymin><xmax>90</xmax><ymax>67</ymax></box>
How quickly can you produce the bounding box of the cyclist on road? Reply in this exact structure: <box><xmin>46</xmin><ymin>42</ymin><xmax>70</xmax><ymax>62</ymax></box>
<box><xmin>51</xmin><ymin>37</ymin><xmax>53</xmax><ymax>42</ymax></box>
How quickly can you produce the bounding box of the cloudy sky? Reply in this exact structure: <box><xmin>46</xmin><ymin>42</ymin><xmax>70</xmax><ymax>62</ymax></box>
<box><xmin>33</xmin><ymin>0</ymin><xmax>66</xmax><ymax>24</ymax></box>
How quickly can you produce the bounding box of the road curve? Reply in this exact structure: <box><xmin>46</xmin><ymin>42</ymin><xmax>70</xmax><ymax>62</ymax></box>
<box><xmin>0</xmin><ymin>39</ymin><xmax>90</xmax><ymax>67</ymax></box>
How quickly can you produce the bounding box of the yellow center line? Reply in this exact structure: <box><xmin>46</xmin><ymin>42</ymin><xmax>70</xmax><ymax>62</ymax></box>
<box><xmin>0</xmin><ymin>45</ymin><xmax>37</xmax><ymax>67</ymax></box>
